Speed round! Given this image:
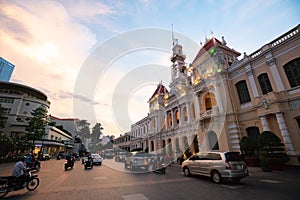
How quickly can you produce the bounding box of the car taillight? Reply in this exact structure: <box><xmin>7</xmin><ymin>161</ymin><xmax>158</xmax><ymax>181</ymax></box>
<box><xmin>225</xmin><ymin>160</ymin><xmax>232</xmax><ymax>170</ymax></box>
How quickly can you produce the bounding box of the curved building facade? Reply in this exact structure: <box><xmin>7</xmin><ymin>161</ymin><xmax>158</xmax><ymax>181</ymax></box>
<box><xmin>0</xmin><ymin>81</ymin><xmax>50</xmax><ymax>137</ymax></box>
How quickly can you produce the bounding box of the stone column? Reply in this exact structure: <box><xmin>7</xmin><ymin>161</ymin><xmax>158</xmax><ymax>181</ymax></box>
<box><xmin>186</xmin><ymin>103</ymin><xmax>190</xmax><ymax>123</ymax></box>
<box><xmin>246</xmin><ymin>64</ymin><xmax>259</xmax><ymax>98</ymax></box>
<box><xmin>266</xmin><ymin>58</ymin><xmax>285</xmax><ymax>92</ymax></box>
<box><xmin>164</xmin><ymin>112</ymin><xmax>168</xmax><ymax>130</ymax></box>
<box><xmin>275</xmin><ymin>113</ymin><xmax>296</xmax><ymax>155</ymax></box>
<box><xmin>215</xmin><ymin>83</ymin><xmax>224</xmax><ymax>112</ymax></box>
<box><xmin>178</xmin><ymin>106</ymin><xmax>181</xmax><ymax>127</ymax></box>
<box><xmin>259</xmin><ymin>115</ymin><xmax>270</xmax><ymax>131</ymax></box>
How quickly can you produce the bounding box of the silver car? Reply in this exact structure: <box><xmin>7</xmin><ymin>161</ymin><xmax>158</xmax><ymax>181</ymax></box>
<box><xmin>182</xmin><ymin>151</ymin><xmax>249</xmax><ymax>183</ymax></box>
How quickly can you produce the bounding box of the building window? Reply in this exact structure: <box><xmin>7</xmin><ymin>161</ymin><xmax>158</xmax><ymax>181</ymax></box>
<box><xmin>258</xmin><ymin>73</ymin><xmax>273</xmax><ymax>94</ymax></box>
<box><xmin>236</xmin><ymin>80</ymin><xmax>251</xmax><ymax>104</ymax></box>
<box><xmin>175</xmin><ymin>110</ymin><xmax>179</xmax><ymax>125</ymax></box>
<box><xmin>205</xmin><ymin>96</ymin><xmax>212</xmax><ymax>110</ymax></box>
<box><xmin>284</xmin><ymin>57</ymin><xmax>300</xmax><ymax>88</ymax></box>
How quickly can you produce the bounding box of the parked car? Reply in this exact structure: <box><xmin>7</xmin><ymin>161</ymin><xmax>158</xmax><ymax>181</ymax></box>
<box><xmin>182</xmin><ymin>151</ymin><xmax>249</xmax><ymax>183</ymax></box>
<box><xmin>115</xmin><ymin>151</ymin><xmax>127</xmax><ymax>162</ymax></box>
<box><xmin>91</xmin><ymin>153</ymin><xmax>103</xmax><ymax>165</ymax></box>
<box><xmin>104</xmin><ymin>149</ymin><xmax>115</xmax><ymax>159</ymax></box>
<box><xmin>124</xmin><ymin>151</ymin><xmax>149</xmax><ymax>170</ymax></box>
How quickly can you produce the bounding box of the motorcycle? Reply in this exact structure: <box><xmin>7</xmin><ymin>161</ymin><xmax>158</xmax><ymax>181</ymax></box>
<box><xmin>27</xmin><ymin>161</ymin><xmax>41</xmax><ymax>172</ymax></box>
<box><xmin>0</xmin><ymin>169</ymin><xmax>40</xmax><ymax>198</ymax></box>
<box><xmin>64</xmin><ymin>158</ymin><xmax>74</xmax><ymax>170</ymax></box>
<box><xmin>84</xmin><ymin>158</ymin><xmax>93</xmax><ymax>170</ymax></box>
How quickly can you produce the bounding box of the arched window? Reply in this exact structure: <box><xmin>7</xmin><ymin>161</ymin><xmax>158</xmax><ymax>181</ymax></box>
<box><xmin>284</xmin><ymin>58</ymin><xmax>300</xmax><ymax>88</ymax></box>
<box><xmin>236</xmin><ymin>80</ymin><xmax>251</xmax><ymax>104</ymax></box>
<box><xmin>204</xmin><ymin>92</ymin><xmax>216</xmax><ymax>110</ymax></box>
<box><xmin>175</xmin><ymin>110</ymin><xmax>179</xmax><ymax>125</ymax></box>
<box><xmin>258</xmin><ymin>73</ymin><xmax>273</xmax><ymax>94</ymax></box>
<box><xmin>168</xmin><ymin>113</ymin><xmax>172</xmax><ymax>127</ymax></box>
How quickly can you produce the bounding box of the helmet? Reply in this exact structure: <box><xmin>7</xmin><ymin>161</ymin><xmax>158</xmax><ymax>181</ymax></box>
<box><xmin>19</xmin><ymin>155</ymin><xmax>26</xmax><ymax>162</ymax></box>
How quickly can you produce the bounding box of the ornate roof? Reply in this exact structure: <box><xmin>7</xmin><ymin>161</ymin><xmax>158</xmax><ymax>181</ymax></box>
<box><xmin>148</xmin><ymin>82</ymin><xmax>169</xmax><ymax>101</ymax></box>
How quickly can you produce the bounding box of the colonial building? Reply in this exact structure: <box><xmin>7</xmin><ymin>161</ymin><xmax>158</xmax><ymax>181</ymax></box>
<box><xmin>113</xmin><ymin>132</ymin><xmax>131</xmax><ymax>151</ymax></box>
<box><xmin>115</xmin><ymin>24</ymin><xmax>300</xmax><ymax>165</ymax></box>
<box><xmin>0</xmin><ymin>81</ymin><xmax>50</xmax><ymax>136</ymax></box>
<box><xmin>0</xmin><ymin>81</ymin><xmax>75</xmax><ymax>157</ymax></box>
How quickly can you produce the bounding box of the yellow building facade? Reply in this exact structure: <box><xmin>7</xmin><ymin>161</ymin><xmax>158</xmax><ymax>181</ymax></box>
<box><xmin>146</xmin><ymin>24</ymin><xmax>300</xmax><ymax>165</ymax></box>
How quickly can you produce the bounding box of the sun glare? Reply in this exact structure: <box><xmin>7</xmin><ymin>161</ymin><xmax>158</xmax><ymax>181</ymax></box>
<box><xmin>32</xmin><ymin>43</ymin><xmax>59</xmax><ymax>64</ymax></box>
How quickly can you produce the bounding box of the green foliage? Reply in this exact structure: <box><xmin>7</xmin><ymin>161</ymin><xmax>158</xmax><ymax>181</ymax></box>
<box><xmin>258</xmin><ymin>131</ymin><xmax>289</xmax><ymax>165</ymax></box>
<box><xmin>240</xmin><ymin>136</ymin><xmax>259</xmax><ymax>156</ymax></box>
<box><xmin>0</xmin><ymin>134</ymin><xmax>31</xmax><ymax>161</ymax></box>
<box><xmin>27</xmin><ymin>106</ymin><xmax>48</xmax><ymax>140</ymax></box>
<box><xmin>90</xmin><ymin>123</ymin><xmax>104</xmax><ymax>152</ymax></box>
<box><xmin>77</xmin><ymin>120</ymin><xmax>90</xmax><ymax>139</ymax></box>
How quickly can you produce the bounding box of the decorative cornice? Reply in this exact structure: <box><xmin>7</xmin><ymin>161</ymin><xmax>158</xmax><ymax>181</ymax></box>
<box><xmin>266</xmin><ymin>58</ymin><xmax>276</xmax><ymax>66</ymax></box>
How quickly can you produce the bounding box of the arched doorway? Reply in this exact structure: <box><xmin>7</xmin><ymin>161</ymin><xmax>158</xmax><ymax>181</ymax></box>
<box><xmin>192</xmin><ymin>135</ymin><xmax>199</xmax><ymax>154</ymax></box>
<box><xmin>151</xmin><ymin>141</ymin><xmax>154</xmax><ymax>151</ymax></box>
<box><xmin>246</xmin><ymin>127</ymin><xmax>260</xmax><ymax>140</ymax></box>
<box><xmin>208</xmin><ymin>131</ymin><xmax>219</xmax><ymax>150</ymax></box>
<box><xmin>162</xmin><ymin>139</ymin><xmax>166</xmax><ymax>148</ymax></box>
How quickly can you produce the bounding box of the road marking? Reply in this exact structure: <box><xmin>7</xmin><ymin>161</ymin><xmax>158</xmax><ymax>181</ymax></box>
<box><xmin>94</xmin><ymin>176</ymin><xmax>107</xmax><ymax>180</ymax></box>
<box><xmin>260</xmin><ymin>179</ymin><xmax>281</xmax><ymax>183</ymax></box>
<box><xmin>123</xmin><ymin>193</ymin><xmax>149</xmax><ymax>200</ymax></box>
<box><xmin>220</xmin><ymin>185</ymin><xmax>245</xmax><ymax>189</ymax></box>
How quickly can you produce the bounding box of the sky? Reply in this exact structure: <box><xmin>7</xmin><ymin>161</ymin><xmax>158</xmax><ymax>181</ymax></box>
<box><xmin>0</xmin><ymin>0</ymin><xmax>299</xmax><ymax>137</ymax></box>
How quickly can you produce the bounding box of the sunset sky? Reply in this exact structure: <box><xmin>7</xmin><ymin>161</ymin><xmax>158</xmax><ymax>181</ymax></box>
<box><xmin>1</xmin><ymin>0</ymin><xmax>299</xmax><ymax>136</ymax></box>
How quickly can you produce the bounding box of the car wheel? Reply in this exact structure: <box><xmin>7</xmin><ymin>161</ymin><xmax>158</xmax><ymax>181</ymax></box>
<box><xmin>211</xmin><ymin>171</ymin><xmax>222</xmax><ymax>183</ymax></box>
<box><xmin>183</xmin><ymin>167</ymin><xmax>191</xmax><ymax>177</ymax></box>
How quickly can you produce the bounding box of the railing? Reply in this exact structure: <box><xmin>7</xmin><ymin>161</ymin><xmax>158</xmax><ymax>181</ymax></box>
<box><xmin>247</xmin><ymin>24</ymin><xmax>299</xmax><ymax>60</ymax></box>
<box><xmin>250</xmin><ymin>49</ymin><xmax>262</xmax><ymax>59</ymax></box>
<box><xmin>271</xmin><ymin>27</ymin><xmax>299</xmax><ymax>48</ymax></box>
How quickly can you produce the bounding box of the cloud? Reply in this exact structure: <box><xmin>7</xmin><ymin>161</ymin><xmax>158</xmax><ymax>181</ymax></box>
<box><xmin>61</xmin><ymin>0</ymin><xmax>114</xmax><ymax>21</ymax></box>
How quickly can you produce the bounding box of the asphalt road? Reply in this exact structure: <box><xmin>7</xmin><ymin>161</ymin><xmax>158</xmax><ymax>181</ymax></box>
<box><xmin>1</xmin><ymin>158</ymin><xmax>300</xmax><ymax>200</ymax></box>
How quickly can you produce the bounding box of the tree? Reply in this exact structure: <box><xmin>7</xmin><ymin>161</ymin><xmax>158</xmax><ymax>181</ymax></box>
<box><xmin>27</xmin><ymin>106</ymin><xmax>48</xmax><ymax>150</ymax></box>
<box><xmin>90</xmin><ymin>123</ymin><xmax>104</xmax><ymax>152</ymax></box>
<box><xmin>258</xmin><ymin>131</ymin><xmax>289</xmax><ymax>171</ymax></box>
<box><xmin>77</xmin><ymin>120</ymin><xmax>91</xmax><ymax>139</ymax></box>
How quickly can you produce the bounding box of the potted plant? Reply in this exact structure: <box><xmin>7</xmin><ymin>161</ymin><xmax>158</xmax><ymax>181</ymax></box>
<box><xmin>258</xmin><ymin>131</ymin><xmax>289</xmax><ymax>172</ymax></box>
<box><xmin>240</xmin><ymin>136</ymin><xmax>260</xmax><ymax>167</ymax></box>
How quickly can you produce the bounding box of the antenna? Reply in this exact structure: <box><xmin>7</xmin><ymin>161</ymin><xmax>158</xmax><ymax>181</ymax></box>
<box><xmin>171</xmin><ymin>24</ymin><xmax>175</xmax><ymax>46</ymax></box>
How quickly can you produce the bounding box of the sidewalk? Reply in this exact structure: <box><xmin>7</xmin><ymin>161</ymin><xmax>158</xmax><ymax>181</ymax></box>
<box><xmin>247</xmin><ymin>165</ymin><xmax>300</xmax><ymax>178</ymax></box>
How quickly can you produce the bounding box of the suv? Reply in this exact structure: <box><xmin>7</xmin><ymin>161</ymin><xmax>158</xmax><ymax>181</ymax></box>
<box><xmin>91</xmin><ymin>153</ymin><xmax>103</xmax><ymax>165</ymax></box>
<box><xmin>182</xmin><ymin>151</ymin><xmax>249</xmax><ymax>183</ymax></box>
<box><xmin>124</xmin><ymin>151</ymin><xmax>149</xmax><ymax>170</ymax></box>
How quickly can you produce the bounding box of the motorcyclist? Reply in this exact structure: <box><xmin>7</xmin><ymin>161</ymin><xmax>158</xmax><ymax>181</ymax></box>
<box><xmin>12</xmin><ymin>156</ymin><xmax>28</xmax><ymax>187</ymax></box>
